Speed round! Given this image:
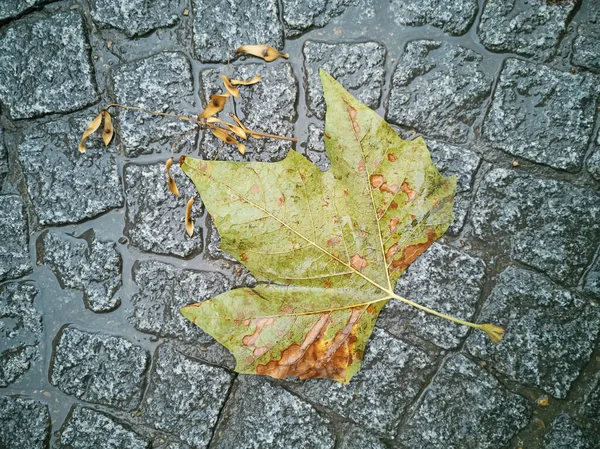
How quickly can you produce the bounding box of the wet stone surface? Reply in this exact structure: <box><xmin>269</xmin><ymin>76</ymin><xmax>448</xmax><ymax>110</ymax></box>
<box><xmin>478</xmin><ymin>0</ymin><xmax>577</xmax><ymax>62</ymax></box>
<box><xmin>389</xmin><ymin>0</ymin><xmax>478</xmax><ymax>35</ymax></box>
<box><xmin>0</xmin><ymin>195</ymin><xmax>32</xmax><ymax>281</ymax></box>
<box><xmin>0</xmin><ymin>395</ymin><xmax>50</xmax><ymax>449</ymax></box>
<box><xmin>91</xmin><ymin>0</ymin><xmax>182</xmax><ymax>37</ymax></box>
<box><xmin>398</xmin><ymin>354</ymin><xmax>532</xmax><ymax>449</ymax></box>
<box><xmin>583</xmin><ymin>255</ymin><xmax>600</xmax><ymax>298</ymax></box>
<box><xmin>483</xmin><ymin>58</ymin><xmax>599</xmax><ymax>172</ymax></box>
<box><xmin>131</xmin><ymin>259</ymin><xmax>230</xmax><ymax>343</ymax></box>
<box><xmin>387</xmin><ymin>40</ymin><xmax>492</xmax><ymax>143</ymax></box>
<box><xmin>467</xmin><ymin>267</ymin><xmax>600</xmax><ymax>399</ymax></box>
<box><xmin>303</xmin><ymin>41</ymin><xmax>386</xmax><ymax>120</ymax></box>
<box><xmin>543</xmin><ymin>414</ymin><xmax>600</xmax><ymax>449</ymax></box>
<box><xmin>0</xmin><ymin>0</ymin><xmax>54</xmax><ymax>21</ymax></box>
<box><xmin>57</xmin><ymin>405</ymin><xmax>150</xmax><ymax>449</ymax></box>
<box><xmin>211</xmin><ymin>375</ymin><xmax>336</xmax><ymax>449</ymax></box>
<box><xmin>282</xmin><ymin>0</ymin><xmax>356</xmax><ymax>37</ymax></box>
<box><xmin>0</xmin><ymin>129</ymin><xmax>8</xmax><ymax>188</ymax></box>
<box><xmin>337</xmin><ymin>424</ymin><xmax>387</xmax><ymax>449</ymax></box>
<box><xmin>379</xmin><ymin>243</ymin><xmax>486</xmax><ymax>349</ymax></box>
<box><xmin>0</xmin><ymin>283</ymin><xmax>41</xmax><ymax>386</ymax></box>
<box><xmin>573</xmin><ymin>26</ymin><xmax>600</xmax><ymax>72</ymax></box>
<box><xmin>124</xmin><ymin>162</ymin><xmax>203</xmax><ymax>257</ymax></box>
<box><xmin>15</xmin><ymin>113</ymin><xmax>123</xmax><ymax>226</ymax></box>
<box><xmin>39</xmin><ymin>230</ymin><xmax>122</xmax><ymax>312</ymax></box>
<box><xmin>588</xmin><ymin>138</ymin><xmax>600</xmax><ymax>181</ymax></box>
<box><xmin>304</xmin><ymin>123</ymin><xmax>330</xmax><ymax>171</ymax></box>
<box><xmin>50</xmin><ymin>327</ymin><xmax>149</xmax><ymax>410</ymax></box>
<box><xmin>110</xmin><ymin>52</ymin><xmax>198</xmax><ymax>157</ymax></box>
<box><xmin>191</xmin><ymin>0</ymin><xmax>284</xmax><ymax>63</ymax></box>
<box><xmin>199</xmin><ymin>63</ymin><xmax>297</xmax><ymax>162</ymax></box>
<box><xmin>142</xmin><ymin>344</ymin><xmax>234</xmax><ymax>449</ymax></box>
<box><xmin>583</xmin><ymin>373</ymin><xmax>600</xmax><ymax>424</ymax></box>
<box><xmin>0</xmin><ymin>11</ymin><xmax>97</xmax><ymax>119</ymax></box>
<box><xmin>471</xmin><ymin>168</ymin><xmax>600</xmax><ymax>285</ymax></box>
<box><xmin>288</xmin><ymin>328</ymin><xmax>437</xmax><ymax>437</ymax></box>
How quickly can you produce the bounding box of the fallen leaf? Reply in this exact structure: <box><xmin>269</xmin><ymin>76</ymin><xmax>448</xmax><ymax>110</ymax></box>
<box><xmin>230</xmin><ymin>75</ymin><xmax>262</xmax><ymax>86</ymax></box>
<box><xmin>220</xmin><ymin>75</ymin><xmax>240</xmax><ymax>98</ymax></box>
<box><xmin>199</xmin><ymin>93</ymin><xmax>229</xmax><ymax>119</ymax></box>
<box><xmin>181</xmin><ymin>70</ymin><xmax>498</xmax><ymax>384</ymax></box>
<box><xmin>102</xmin><ymin>110</ymin><xmax>113</xmax><ymax>146</ymax></box>
<box><xmin>236</xmin><ymin>44</ymin><xmax>289</xmax><ymax>62</ymax></box>
<box><xmin>165</xmin><ymin>157</ymin><xmax>180</xmax><ymax>197</ymax></box>
<box><xmin>79</xmin><ymin>112</ymin><xmax>103</xmax><ymax>153</ymax></box>
<box><xmin>185</xmin><ymin>197</ymin><xmax>195</xmax><ymax>237</ymax></box>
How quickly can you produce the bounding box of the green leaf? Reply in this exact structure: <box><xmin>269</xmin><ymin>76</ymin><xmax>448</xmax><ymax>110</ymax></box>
<box><xmin>180</xmin><ymin>70</ymin><xmax>457</xmax><ymax>384</ymax></box>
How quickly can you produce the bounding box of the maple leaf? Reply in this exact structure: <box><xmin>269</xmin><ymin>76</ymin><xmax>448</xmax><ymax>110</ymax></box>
<box><xmin>180</xmin><ymin>70</ymin><xmax>503</xmax><ymax>384</ymax></box>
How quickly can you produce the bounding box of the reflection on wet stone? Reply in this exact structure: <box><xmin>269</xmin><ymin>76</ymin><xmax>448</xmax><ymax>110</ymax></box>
<box><xmin>0</xmin><ymin>195</ymin><xmax>32</xmax><ymax>281</ymax></box>
<box><xmin>390</xmin><ymin>0</ymin><xmax>478</xmax><ymax>35</ymax></box>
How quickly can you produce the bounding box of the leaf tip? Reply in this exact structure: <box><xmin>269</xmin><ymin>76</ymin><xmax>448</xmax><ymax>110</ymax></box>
<box><xmin>481</xmin><ymin>323</ymin><xmax>505</xmax><ymax>344</ymax></box>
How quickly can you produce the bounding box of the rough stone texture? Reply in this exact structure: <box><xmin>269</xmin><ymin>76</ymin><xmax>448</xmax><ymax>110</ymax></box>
<box><xmin>387</xmin><ymin>40</ymin><xmax>492</xmax><ymax>143</ymax></box>
<box><xmin>211</xmin><ymin>375</ymin><xmax>335</xmax><ymax>449</ymax></box>
<box><xmin>142</xmin><ymin>344</ymin><xmax>234</xmax><ymax>448</ymax></box>
<box><xmin>110</xmin><ymin>52</ymin><xmax>198</xmax><ymax>157</ymax></box>
<box><xmin>584</xmin><ymin>254</ymin><xmax>600</xmax><ymax>299</ymax></box>
<box><xmin>398</xmin><ymin>354</ymin><xmax>530</xmax><ymax>448</ymax></box>
<box><xmin>0</xmin><ymin>129</ymin><xmax>8</xmax><ymax>188</ymax></box>
<box><xmin>192</xmin><ymin>0</ymin><xmax>284</xmax><ymax>63</ymax></box>
<box><xmin>303</xmin><ymin>41</ymin><xmax>386</xmax><ymax>120</ymax></box>
<box><xmin>583</xmin><ymin>373</ymin><xmax>600</xmax><ymax>424</ymax></box>
<box><xmin>200</xmin><ymin>63</ymin><xmax>297</xmax><ymax>162</ymax></box>
<box><xmin>483</xmin><ymin>59</ymin><xmax>598</xmax><ymax>172</ymax></box>
<box><xmin>337</xmin><ymin>424</ymin><xmax>387</xmax><ymax>449</ymax></box>
<box><xmin>543</xmin><ymin>414</ymin><xmax>600</xmax><ymax>449</ymax></box>
<box><xmin>205</xmin><ymin>215</ymin><xmax>237</xmax><ymax>262</ymax></box>
<box><xmin>16</xmin><ymin>114</ymin><xmax>123</xmax><ymax>226</ymax></box>
<box><xmin>50</xmin><ymin>327</ymin><xmax>149</xmax><ymax>410</ymax></box>
<box><xmin>304</xmin><ymin>123</ymin><xmax>330</xmax><ymax>172</ymax></box>
<box><xmin>131</xmin><ymin>259</ymin><xmax>230</xmax><ymax>343</ymax></box>
<box><xmin>124</xmin><ymin>162</ymin><xmax>203</xmax><ymax>257</ymax></box>
<box><xmin>282</xmin><ymin>0</ymin><xmax>357</xmax><ymax>37</ymax></box>
<box><xmin>39</xmin><ymin>230</ymin><xmax>122</xmax><ymax>312</ymax></box>
<box><xmin>91</xmin><ymin>0</ymin><xmax>182</xmax><ymax>37</ymax></box>
<box><xmin>0</xmin><ymin>195</ymin><xmax>32</xmax><ymax>281</ymax></box>
<box><xmin>0</xmin><ymin>396</ymin><xmax>50</xmax><ymax>449</ymax></box>
<box><xmin>0</xmin><ymin>283</ymin><xmax>41</xmax><ymax>386</ymax></box>
<box><xmin>471</xmin><ymin>168</ymin><xmax>600</xmax><ymax>285</ymax></box>
<box><xmin>0</xmin><ymin>0</ymin><xmax>55</xmax><ymax>21</ymax></box>
<box><xmin>588</xmin><ymin>136</ymin><xmax>600</xmax><ymax>181</ymax></box>
<box><xmin>379</xmin><ymin>243</ymin><xmax>485</xmax><ymax>349</ymax></box>
<box><xmin>467</xmin><ymin>267</ymin><xmax>600</xmax><ymax>399</ymax></box>
<box><xmin>477</xmin><ymin>0</ymin><xmax>577</xmax><ymax>62</ymax></box>
<box><xmin>289</xmin><ymin>328</ymin><xmax>436</xmax><ymax>437</ymax></box>
<box><xmin>0</xmin><ymin>11</ymin><xmax>97</xmax><ymax>119</ymax></box>
<box><xmin>390</xmin><ymin>0</ymin><xmax>478</xmax><ymax>35</ymax></box>
<box><xmin>57</xmin><ymin>405</ymin><xmax>150</xmax><ymax>449</ymax></box>
<box><xmin>573</xmin><ymin>25</ymin><xmax>600</xmax><ymax>72</ymax></box>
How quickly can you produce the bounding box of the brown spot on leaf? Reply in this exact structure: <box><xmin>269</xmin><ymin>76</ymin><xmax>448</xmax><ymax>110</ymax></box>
<box><xmin>325</xmin><ymin>132</ymin><xmax>332</xmax><ymax>139</ymax></box>
<box><xmin>253</xmin><ymin>346</ymin><xmax>271</xmax><ymax>358</ymax></box>
<box><xmin>347</xmin><ymin>105</ymin><xmax>357</xmax><ymax>120</ymax></box>
<box><xmin>324</xmin><ymin>280</ymin><xmax>332</xmax><ymax>289</ymax></box>
<box><xmin>367</xmin><ymin>305</ymin><xmax>377</xmax><ymax>314</ymax></box>
<box><xmin>401</xmin><ymin>182</ymin><xmax>417</xmax><ymax>202</ymax></box>
<box><xmin>390</xmin><ymin>230</ymin><xmax>437</xmax><ymax>273</ymax></box>
<box><xmin>242</xmin><ymin>317</ymin><xmax>275</xmax><ymax>347</ymax></box>
<box><xmin>327</xmin><ymin>236</ymin><xmax>342</xmax><ymax>246</ymax></box>
<box><xmin>251</xmin><ymin>184</ymin><xmax>261</xmax><ymax>193</ymax></box>
<box><xmin>369</xmin><ymin>174</ymin><xmax>384</xmax><ymax>188</ymax></box>
<box><xmin>389</xmin><ymin>217</ymin><xmax>400</xmax><ymax>233</ymax></box>
<box><xmin>350</xmin><ymin>254</ymin><xmax>368</xmax><ymax>271</ymax></box>
<box><xmin>387</xmin><ymin>153</ymin><xmax>396</xmax><ymax>162</ymax></box>
<box><xmin>240</xmin><ymin>253</ymin><xmax>248</xmax><ymax>261</ymax></box>
<box><xmin>389</xmin><ymin>201</ymin><xmax>398</xmax><ymax>210</ymax></box>
<box><xmin>343</xmin><ymin>189</ymin><xmax>349</xmax><ymax>196</ymax></box>
<box><xmin>380</xmin><ymin>183</ymin><xmax>399</xmax><ymax>195</ymax></box>
<box><xmin>277</xmin><ymin>197</ymin><xmax>285</xmax><ymax>207</ymax></box>
<box><xmin>353</xmin><ymin>121</ymin><xmax>360</xmax><ymax>133</ymax></box>
<box><xmin>357</xmin><ymin>160</ymin><xmax>366</xmax><ymax>173</ymax></box>
<box><xmin>385</xmin><ymin>243</ymin><xmax>399</xmax><ymax>262</ymax></box>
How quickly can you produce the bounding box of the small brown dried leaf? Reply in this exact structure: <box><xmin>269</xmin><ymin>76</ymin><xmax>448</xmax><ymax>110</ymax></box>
<box><xmin>237</xmin><ymin>143</ymin><xmax>246</xmax><ymax>155</ymax></box>
<box><xmin>226</xmin><ymin>123</ymin><xmax>247</xmax><ymax>140</ymax></box>
<box><xmin>199</xmin><ymin>93</ymin><xmax>229</xmax><ymax>119</ymax></box>
<box><xmin>231</xmin><ymin>114</ymin><xmax>249</xmax><ymax>130</ymax></box>
<box><xmin>211</xmin><ymin>126</ymin><xmax>238</xmax><ymax>145</ymax></box>
<box><xmin>165</xmin><ymin>157</ymin><xmax>180</xmax><ymax>197</ymax></box>
<box><xmin>220</xmin><ymin>75</ymin><xmax>240</xmax><ymax>98</ymax></box>
<box><xmin>236</xmin><ymin>45</ymin><xmax>289</xmax><ymax>62</ymax></box>
<box><xmin>102</xmin><ymin>110</ymin><xmax>114</xmax><ymax>146</ymax></box>
<box><xmin>230</xmin><ymin>75</ymin><xmax>262</xmax><ymax>86</ymax></box>
<box><xmin>79</xmin><ymin>112</ymin><xmax>103</xmax><ymax>153</ymax></box>
<box><xmin>185</xmin><ymin>197</ymin><xmax>195</xmax><ymax>237</ymax></box>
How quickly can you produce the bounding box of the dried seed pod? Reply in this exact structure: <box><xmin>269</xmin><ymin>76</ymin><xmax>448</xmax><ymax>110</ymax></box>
<box><xmin>230</xmin><ymin>75</ymin><xmax>262</xmax><ymax>86</ymax></box>
<box><xmin>236</xmin><ymin>45</ymin><xmax>289</xmax><ymax>62</ymax></box>
<box><xmin>211</xmin><ymin>126</ymin><xmax>238</xmax><ymax>145</ymax></box>
<box><xmin>102</xmin><ymin>110</ymin><xmax>114</xmax><ymax>146</ymax></box>
<box><xmin>199</xmin><ymin>93</ymin><xmax>229</xmax><ymax>119</ymax></box>
<box><xmin>226</xmin><ymin>123</ymin><xmax>247</xmax><ymax>140</ymax></box>
<box><xmin>165</xmin><ymin>157</ymin><xmax>180</xmax><ymax>197</ymax></box>
<box><xmin>220</xmin><ymin>75</ymin><xmax>240</xmax><ymax>98</ymax></box>
<box><xmin>237</xmin><ymin>143</ymin><xmax>246</xmax><ymax>155</ymax></box>
<box><xmin>185</xmin><ymin>197</ymin><xmax>195</xmax><ymax>237</ymax></box>
<box><xmin>231</xmin><ymin>114</ymin><xmax>248</xmax><ymax>130</ymax></box>
<box><xmin>79</xmin><ymin>112</ymin><xmax>103</xmax><ymax>153</ymax></box>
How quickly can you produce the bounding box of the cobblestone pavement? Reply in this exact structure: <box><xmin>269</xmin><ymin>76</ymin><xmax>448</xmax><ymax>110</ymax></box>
<box><xmin>1</xmin><ymin>0</ymin><xmax>599</xmax><ymax>448</ymax></box>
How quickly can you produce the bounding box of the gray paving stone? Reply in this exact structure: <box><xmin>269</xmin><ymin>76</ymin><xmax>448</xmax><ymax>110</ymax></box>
<box><xmin>303</xmin><ymin>41</ymin><xmax>386</xmax><ymax>120</ymax></box>
<box><xmin>477</xmin><ymin>0</ymin><xmax>577</xmax><ymax>62</ymax></box>
<box><xmin>124</xmin><ymin>162</ymin><xmax>203</xmax><ymax>257</ymax></box>
<box><xmin>304</xmin><ymin>123</ymin><xmax>330</xmax><ymax>172</ymax></box>
<box><xmin>0</xmin><ymin>195</ymin><xmax>32</xmax><ymax>281</ymax></box>
<box><xmin>39</xmin><ymin>230</ymin><xmax>121</xmax><ymax>312</ymax></box>
<box><xmin>390</xmin><ymin>0</ymin><xmax>478</xmax><ymax>35</ymax></box>
<box><xmin>0</xmin><ymin>0</ymin><xmax>55</xmax><ymax>21</ymax></box>
<box><xmin>543</xmin><ymin>414</ymin><xmax>600</xmax><ymax>449</ymax></box>
<box><xmin>0</xmin><ymin>11</ymin><xmax>97</xmax><ymax>119</ymax></box>
<box><xmin>199</xmin><ymin>63</ymin><xmax>297</xmax><ymax>162</ymax></box>
<box><xmin>379</xmin><ymin>243</ymin><xmax>486</xmax><ymax>349</ymax></box>
<box><xmin>387</xmin><ymin>40</ymin><xmax>492</xmax><ymax>143</ymax></box>
<box><xmin>131</xmin><ymin>259</ymin><xmax>230</xmax><ymax>343</ymax></box>
<box><xmin>191</xmin><ymin>0</ymin><xmax>284</xmax><ymax>63</ymax></box>
<box><xmin>0</xmin><ymin>129</ymin><xmax>8</xmax><ymax>188</ymax></box>
<box><xmin>398</xmin><ymin>353</ymin><xmax>531</xmax><ymax>449</ymax></box>
<box><xmin>467</xmin><ymin>267</ymin><xmax>600</xmax><ymax>399</ymax></box>
<box><xmin>0</xmin><ymin>283</ymin><xmax>41</xmax><ymax>386</ymax></box>
<box><xmin>338</xmin><ymin>424</ymin><xmax>387</xmax><ymax>449</ymax></box>
<box><xmin>142</xmin><ymin>344</ymin><xmax>234</xmax><ymax>449</ymax></box>
<box><xmin>91</xmin><ymin>0</ymin><xmax>182</xmax><ymax>37</ymax></box>
<box><xmin>573</xmin><ymin>24</ymin><xmax>600</xmax><ymax>72</ymax></box>
<box><xmin>471</xmin><ymin>168</ymin><xmax>600</xmax><ymax>285</ymax></box>
<box><xmin>583</xmin><ymin>373</ymin><xmax>600</xmax><ymax>425</ymax></box>
<box><xmin>289</xmin><ymin>328</ymin><xmax>437</xmax><ymax>437</ymax></box>
<box><xmin>50</xmin><ymin>327</ymin><xmax>149</xmax><ymax>410</ymax></box>
<box><xmin>584</xmin><ymin>255</ymin><xmax>600</xmax><ymax>299</ymax></box>
<box><xmin>205</xmin><ymin>215</ymin><xmax>237</xmax><ymax>262</ymax></box>
<box><xmin>282</xmin><ymin>0</ymin><xmax>357</xmax><ymax>37</ymax></box>
<box><xmin>0</xmin><ymin>396</ymin><xmax>50</xmax><ymax>449</ymax></box>
<box><xmin>16</xmin><ymin>113</ymin><xmax>123</xmax><ymax>226</ymax></box>
<box><xmin>483</xmin><ymin>59</ymin><xmax>598</xmax><ymax>172</ymax></box>
<box><xmin>57</xmin><ymin>405</ymin><xmax>150</xmax><ymax>449</ymax></box>
<box><xmin>110</xmin><ymin>52</ymin><xmax>198</xmax><ymax>157</ymax></box>
<box><xmin>211</xmin><ymin>375</ymin><xmax>335</xmax><ymax>449</ymax></box>
<box><xmin>588</xmin><ymin>140</ymin><xmax>600</xmax><ymax>181</ymax></box>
